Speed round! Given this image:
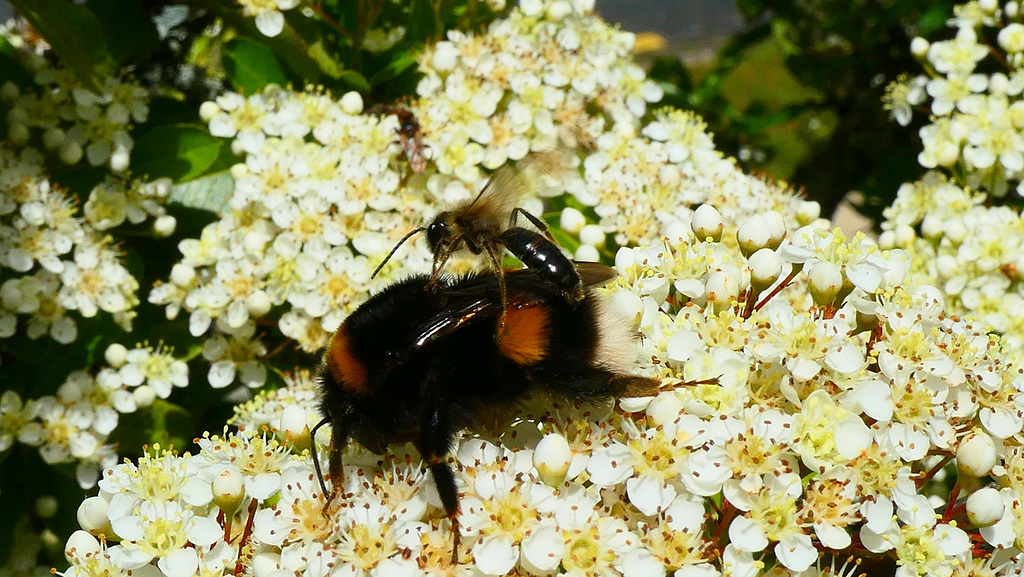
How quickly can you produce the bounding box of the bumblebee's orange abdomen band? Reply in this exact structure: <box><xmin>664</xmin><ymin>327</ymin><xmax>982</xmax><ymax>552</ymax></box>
<box><xmin>497</xmin><ymin>305</ymin><xmax>551</xmax><ymax>365</ymax></box>
<box><xmin>326</xmin><ymin>326</ymin><xmax>370</xmax><ymax>395</ymax></box>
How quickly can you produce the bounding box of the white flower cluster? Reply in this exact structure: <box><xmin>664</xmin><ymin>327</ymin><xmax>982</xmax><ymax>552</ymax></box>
<box><xmin>412</xmin><ymin>4</ymin><xmax>821</xmax><ymax>256</ymax></box>
<box><xmin>881</xmin><ymin>172</ymin><xmax>1024</xmax><ymax>358</ymax></box>
<box><xmin>882</xmin><ymin>0</ymin><xmax>1024</xmax><ymax>361</ymax></box>
<box><xmin>64</xmin><ymin>211</ymin><xmax>1024</xmax><ymax>576</ymax></box>
<box><xmin>83</xmin><ymin>176</ymin><xmax>177</xmax><ymax>236</ymax></box>
<box><xmin>414</xmin><ymin>0</ymin><xmax>662</xmax><ymax>177</ymax></box>
<box><xmin>1</xmin><ymin>56</ymin><xmax>149</xmax><ymax>173</ymax></box>
<box><xmin>885</xmin><ymin>0</ymin><xmax>1024</xmax><ymax>197</ymax></box>
<box><xmin>0</xmin><ymin>342</ymin><xmax>187</xmax><ymax>488</ymax></box>
<box><xmin>0</xmin><ymin>147</ymin><xmax>141</xmax><ymax>341</ymax></box>
<box><xmin>149</xmin><ymin>86</ymin><xmax>441</xmax><ymax>391</ymax></box>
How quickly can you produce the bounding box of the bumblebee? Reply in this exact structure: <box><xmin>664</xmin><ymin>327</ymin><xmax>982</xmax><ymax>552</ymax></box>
<box><xmin>371</xmin><ymin>152</ymin><xmax>586</xmax><ymax>314</ymax></box>
<box><xmin>313</xmin><ymin>263</ymin><xmax>659</xmax><ymax>562</ymax></box>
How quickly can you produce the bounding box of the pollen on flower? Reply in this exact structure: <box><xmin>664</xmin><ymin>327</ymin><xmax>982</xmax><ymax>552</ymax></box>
<box><xmin>640</xmin><ymin>520</ymin><xmax>710</xmax><ymax>569</ymax></box>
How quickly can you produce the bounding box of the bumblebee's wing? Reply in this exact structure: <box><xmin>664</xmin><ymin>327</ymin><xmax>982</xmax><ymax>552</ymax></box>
<box><xmin>402</xmin><ymin>270</ymin><xmax>549</xmax><ymax>353</ymax></box>
<box><xmin>403</xmin><ymin>265</ymin><xmax>614</xmax><ymax>353</ymax></box>
<box><xmin>462</xmin><ymin>150</ymin><xmax>570</xmax><ymax>222</ymax></box>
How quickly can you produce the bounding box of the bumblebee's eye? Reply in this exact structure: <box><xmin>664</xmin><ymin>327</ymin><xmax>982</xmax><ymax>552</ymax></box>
<box><xmin>427</xmin><ymin>218</ymin><xmax>448</xmax><ymax>251</ymax></box>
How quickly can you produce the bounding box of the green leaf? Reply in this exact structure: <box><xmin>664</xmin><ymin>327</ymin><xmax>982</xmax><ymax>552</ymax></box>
<box><xmin>337</xmin><ymin>69</ymin><xmax>371</xmax><ymax>93</ymax></box>
<box><xmin>308</xmin><ymin>40</ymin><xmax>349</xmax><ymax>79</ymax></box>
<box><xmin>222</xmin><ymin>37</ymin><xmax>290</xmax><ymax>94</ymax></box>
<box><xmin>168</xmin><ymin>171</ymin><xmax>235</xmax><ymax>213</ymax></box>
<box><xmin>10</xmin><ymin>0</ymin><xmax>113</xmax><ymax>91</ymax></box>
<box><xmin>131</xmin><ymin>124</ymin><xmax>222</xmax><ymax>182</ymax></box>
<box><xmin>369</xmin><ymin>53</ymin><xmax>419</xmax><ymax>86</ymax></box>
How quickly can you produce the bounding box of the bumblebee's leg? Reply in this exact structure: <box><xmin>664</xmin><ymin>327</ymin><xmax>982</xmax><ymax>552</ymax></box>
<box><xmin>509</xmin><ymin>207</ymin><xmax>557</xmax><ymax>244</ymax></box>
<box><xmin>310</xmin><ymin>416</ymin><xmax>331</xmax><ymax>502</ymax></box>
<box><xmin>322</xmin><ymin>416</ymin><xmax>349</xmax><ymax>516</ymax></box>
<box><xmin>609</xmin><ymin>375</ymin><xmax>719</xmax><ymax>399</ymax></box>
<box><xmin>417</xmin><ymin>404</ymin><xmax>461</xmax><ymax>564</ymax></box>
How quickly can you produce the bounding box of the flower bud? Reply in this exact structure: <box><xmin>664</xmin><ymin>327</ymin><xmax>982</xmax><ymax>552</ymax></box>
<box><xmin>560</xmin><ymin>207</ymin><xmax>585</xmax><ymax>234</ymax></box>
<box><xmin>110</xmin><ymin>149</ymin><xmax>130</xmax><ymax>172</ymax></box>
<box><xmin>978</xmin><ymin>0</ymin><xmax>997</xmax><ymax>12</ymax></box>
<box><xmin>154</xmin><ymin>215</ymin><xmax>177</xmax><ymax>237</ymax></box>
<box><xmin>105</xmin><ymin>343</ymin><xmax>129</xmax><ymax>368</ymax></box>
<box><xmin>944</xmin><ymin>220</ymin><xmax>966</xmax><ymax>244</ymax></box>
<box><xmin>579</xmin><ymin>224</ymin><xmax>605</xmax><ymax>247</ymax></box>
<box><xmin>957</xmin><ymin>430</ymin><xmax>997</xmax><ymax>477</ymax></box>
<box><xmin>0</xmin><ymin>81</ymin><xmax>19</xmax><ymax>103</ymax></box>
<box><xmin>910</xmin><ymin>37</ymin><xmax>930</xmax><ymax>58</ymax></box>
<box><xmin>920</xmin><ymin>214</ymin><xmax>944</xmax><ymax>240</ymax></box>
<box><xmin>199</xmin><ymin>101</ymin><xmax>221</xmax><ymax>121</ymax></box>
<box><xmin>132</xmin><ymin>385</ymin><xmax>157</xmax><ymax>408</ymax></box>
<box><xmin>65</xmin><ymin>531</ymin><xmax>100</xmax><ymax>564</ymax></box>
<box><xmin>736</xmin><ymin>215</ymin><xmax>772</xmax><ymax>257</ymax></box>
<box><xmin>278</xmin><ymin>405</ymin><xmax>311</xmax><ymax>453</ymax></box>
<box><xmin>76</xmin><ymin>496</ymin><xmax>112</xmax><ymax>536</ymax></box>
<box><xmin>893</xmin><ymin>224</ymin><xmax>916</xmax><ymax>246</ymax></box>
<box><xmin>877</xmin><ymin>230</ymin><xmax>896</xmax><ymax>249</ymax></box>
<box><xmin>796</xmin><ymin>200</ymin><xmax>821</xmax><ymax>224</ymax></box>
<box><xmin>8</xmin><ymin>123</ymin><xmax>29</xmax><ymax>145</ymax></box>
<box><xmin>574</xmin><ymin>244</ymin><xmax>599</xmax><ymax>262</ymax></box>
<box><xmin>42</xmin><ymin>127</ymin><xmax>65</xmax><ymax>150</ymax></box>
<box><xmin>705</xmin><ymin>270</ymin><xmax>739</xmax><ymax>311</ymax></box>
<box><xmin>807</xmin><ymin>261</ymin><xmax>843</xmax><ymax>306</ymax></box>
<box><xmin>36</xmin><ymin>495</ymin><xmax>59</xmax><ymax>518</ymax></box>
<box><xmin>748</xmin><ymin>248</ymin><xmax>782</xmax><ymax>292</ymax></box>
<box><xmin>213</xmin><ymin>466</ymin><xmax>246</xmax><ymax>515</ymax></box>
<box><xmin>170</xmin><ymin>264</ymin><xmax>196</xmax><ymax>287</ymax></box>
<box><xmin>691</xmin><ymin>204</ymin><xmax>723</xmax><ymax>242</ymax></box>
<box><xmin>230</xmin><ymin>162</ymin><xmax>249</xmax><ymax>180</ymax></box>
<box><xmin>534</xmin><ymin>433</ymin><xmax>573</xmax><ymax>487</ymax></box>
<box><xmin>762</xmin><ymin>211</ymin><xmax>787</xmax><ymax>249</ymax></box>
<box><xmin>60</xmin><ymin>142</ymin><xmax>84</xmax><ymax>165</ymax></box>
<box><xmin>340</xmin><ymin>91</ymin><xmax>364</xmax><ymax>115</ymax></box>
<box><xmin>966</xmin><ymin>487</ymin><xmax>1004</xmax><ymax>527</ymax></box>
<box><xmin>935</xmin><ymin>255</ymin><xmax>958</xmax><ymax>279</ymax></box>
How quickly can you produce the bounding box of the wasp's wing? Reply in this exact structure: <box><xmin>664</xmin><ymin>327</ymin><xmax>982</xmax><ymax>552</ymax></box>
<box><xmin>575</xmin><ymin>262</ymin><xmax>617</xmax><ymax>287</ymax></box>
<box><xmin>462</xmin><ymin>150</ymin><xmax>571</xmax><ymax>222</ymax></box>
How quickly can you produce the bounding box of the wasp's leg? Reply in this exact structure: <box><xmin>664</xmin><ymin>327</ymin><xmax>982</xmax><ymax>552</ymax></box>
<box><xmin>509</xmin><ymin>207</ymin><xmax>557</xmax><ymax>244</ymax></box>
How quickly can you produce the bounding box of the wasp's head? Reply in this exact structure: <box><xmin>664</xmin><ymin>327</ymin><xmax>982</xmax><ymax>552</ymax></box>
<box><xmin>426</xmin><ymin>212</ymin><xmax>454</xmax><ymax>253</ymax></box>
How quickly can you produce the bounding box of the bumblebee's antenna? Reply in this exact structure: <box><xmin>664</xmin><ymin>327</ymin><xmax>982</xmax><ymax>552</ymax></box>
<box><xmin>310</xmin><ymin>416</ymin><xmax>331</xmax><ymax>498</ymax></box>
<box><xmin>371</xmin><ymin>227</ymin><xmax>426</xmax><ymax>279</ymax></box>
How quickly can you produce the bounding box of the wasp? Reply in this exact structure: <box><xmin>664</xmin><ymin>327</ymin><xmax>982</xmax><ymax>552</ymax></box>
<box><xmin>372</xmin><ymin>151</ymin><xmax>586</xmax><ymax>318</ymax></box>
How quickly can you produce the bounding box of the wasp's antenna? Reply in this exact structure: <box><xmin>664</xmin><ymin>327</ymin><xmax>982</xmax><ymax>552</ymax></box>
<box><xmin>371</xmin><ymin>227</ymin><xmax>426</xmax><ymax>279</ymax></box>
<box><xmin>310</xmin><ymin>416</ymin><xmax>332</xmax><ymax>498</ymax></box>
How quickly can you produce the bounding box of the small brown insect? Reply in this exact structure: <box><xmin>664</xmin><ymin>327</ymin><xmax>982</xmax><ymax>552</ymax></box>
<box><xmin>383</xmin><ymin>106</ymin><xmax>428</xmax><ymax>174</ymax></box>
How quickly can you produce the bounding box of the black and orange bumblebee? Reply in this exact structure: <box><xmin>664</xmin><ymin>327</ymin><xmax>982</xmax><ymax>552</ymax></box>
<box><xmin>371</xmin><ymin>152</ymin><xmax>586</xmax><ymax>313</ymax></box>
<box><xmin>312</xmin><ymin>263</ymin><xmax>660</xmax><ymax>561</ymax></box>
